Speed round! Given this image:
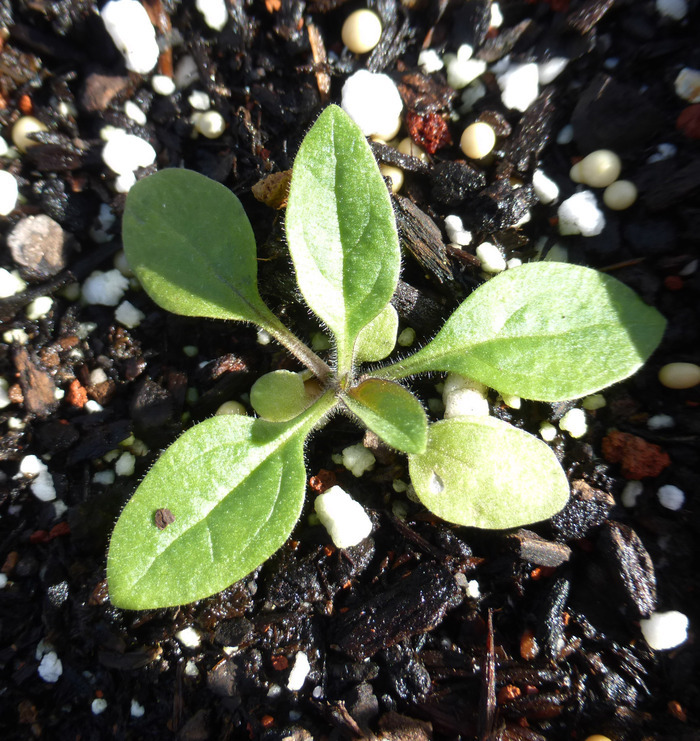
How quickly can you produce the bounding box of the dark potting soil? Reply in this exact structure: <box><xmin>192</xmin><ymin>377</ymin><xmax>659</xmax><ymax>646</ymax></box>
<box><xmin>1</xmin><ymin>0</ymin><xmax>699</xmax><ymax>739</ymax></box>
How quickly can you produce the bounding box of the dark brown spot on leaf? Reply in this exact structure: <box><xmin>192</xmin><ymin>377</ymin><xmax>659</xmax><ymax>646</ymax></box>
<box><xmin>154</xmin><ymin>508</ymin><xmax>175</xmax><ymax>530</ymax></box>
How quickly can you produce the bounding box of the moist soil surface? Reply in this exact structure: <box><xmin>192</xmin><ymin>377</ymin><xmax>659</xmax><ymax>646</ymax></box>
<box><xmin>1</xmin><ymin>1</ymin><xmax>699</xmax><ymax>739</ymax></box>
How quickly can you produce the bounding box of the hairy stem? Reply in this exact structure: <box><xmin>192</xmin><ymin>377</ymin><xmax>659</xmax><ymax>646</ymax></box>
<box><xmin>262</xmin><ymin>315</ymin><xmax>333</xmax><ymax>383</ymax></box>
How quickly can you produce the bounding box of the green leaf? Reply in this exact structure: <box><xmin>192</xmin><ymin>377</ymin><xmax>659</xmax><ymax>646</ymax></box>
<box><xmin>355</xmin><ymin>304</ymin><xmax>399</xmax><ymax>363</ymax></box>
<box><xmin>107</xmin><ymin>394</ymin><xmax>336</xmax><ymax>610</ymax></box>
<box><xmin>286</xmin><ymin>105</ymin><xmax>401</xmax><ymax>373</ymax></box>
<box><xmin>250</xmin><ymin>370</ymin><xmax>316</xmax><ymax>422</ymax></box>
<box><xmin>379</xmin><ymin>263</ymin><xmax>666</xmax><ymax>401</ymax></box>
<box><xmin>123</xmin><ymin>168</ymin><xmax>274</xmax><ymax>325</ymax></box>
<box><xmin>409</xmin><ymin>416</ymin><xmax>569</xmax><ymax>529</ymax></box>
<box><xmin>343</xmin><ymin>379</ymin><xmax>427</xmax><ymax>454</ymax></box>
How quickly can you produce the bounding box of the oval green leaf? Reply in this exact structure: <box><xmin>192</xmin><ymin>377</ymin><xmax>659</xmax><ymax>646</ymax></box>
<box><xmin>286</xmin><ymin>105</ymin><xmax>400</xmax><ymax>372</ymax></box>
<box><xmin>409</xmin><ymin>416</ymin><xmax>569</xmax><ymax>529</ymax></box>
<box><xmin>355</xmin><ymin>304</ymin><xmax>399</xmax><ymax>363</ymax></box>
<box><xmin>123</xmin><ymin>168</ymin><xmax>274</xmax><ymax>325</ymax></box>
<box><xmin>250</xmin><ymin>369</ymin><xmax>312</xmax><ymax>422</ymax></box>
<box><xmin>382</xmin><ymin>263</ymin><xmax>666</xmax><ymax>401</ymax></box>
<box><xmin>343</xmin><ymin>378</ymin><xmax>427</xmax><ymax>454</ymax></box>
<box><xmin>108</xmin><ymin>395</ymin><xmax>335</xmax><ymax>609</ymax></box>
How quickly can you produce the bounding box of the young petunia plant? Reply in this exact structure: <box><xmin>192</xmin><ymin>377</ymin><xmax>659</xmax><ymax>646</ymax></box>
<box><xmin>108</xmin><ymin>105</ymin><xmax>666</xmax><ymax>610</ymax></box>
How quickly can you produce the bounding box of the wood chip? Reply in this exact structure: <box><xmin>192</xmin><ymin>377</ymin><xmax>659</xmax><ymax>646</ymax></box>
<box><xmin>306</xmin><ymin>22</ymin><xmax>330</xmax><ymax>104</ymax></box>
<box><xmin>13</xmin><ymin>346</ymin><xmax>58</xmax><ymax>418</ymax></box>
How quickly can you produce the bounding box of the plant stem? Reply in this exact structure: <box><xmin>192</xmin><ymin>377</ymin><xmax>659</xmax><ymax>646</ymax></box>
<box><xmin>262</xmin><ymin>316</ymin><xmax>333</xmax><ymax>383</ymax></box>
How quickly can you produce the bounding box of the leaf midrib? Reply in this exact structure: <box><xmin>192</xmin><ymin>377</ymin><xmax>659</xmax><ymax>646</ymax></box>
<box><xmin>146</xmin><ymin>213</ymin><xmax>267</xmax><ymax>320</ymax></box>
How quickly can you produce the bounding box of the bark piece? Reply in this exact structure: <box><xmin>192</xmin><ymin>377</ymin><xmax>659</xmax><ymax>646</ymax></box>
<box><xmin>505</xmin><ymin>529</ymin><xmax>572</xmax><ymax>567</ymax></box>
<box><xmin>599</xmin><ymin>521</ymin><xmax>657</xmax><ymax>618</ymax></box>
<box><xmin>13</xmin><ymin>347</ymin><xmax>58</xmax><ymax>418</ymax></box>
<box><xmin>332</xmin><ymin>562</ymin><xmax>463</xmax><ymax>659</ymax></box>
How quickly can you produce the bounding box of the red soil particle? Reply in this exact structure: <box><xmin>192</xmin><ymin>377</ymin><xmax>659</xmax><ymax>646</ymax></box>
<box><xmin>271</xmin><ymin>655</ymin><xmax>288</xmax><ymax>671</ymax></box>
<box><xmin>19</xmin><ymin>94</ymin><xmax>32</xmax><ymax>114</ymax></box>
<box><xmin>405</xmin><ymin>110</ymin><xmax>452</xmax><ymax>154</ymax></box>
<box><xmin>29</xmin><ymin>530</ymin><xmax>51</xmax><ymax>544</ymax></box>
<box><xmin>664</xmin><ymin>275</ymin><xmax>684</xmax><ymax>291</ymax></box>
<box><xmin>49</xmin><ymin>522</ymin><xmax>70</xmax><ymax>539</ymax></box>
<box><xmin>498</xmin><ymin>685</ymin><xmax>522</xmax><ymax>703</ymax></box>
<box><xmin>677</xmin><ymin>104</ymin><xmax>700</xmax><ymax>139</ymax></box>
<box><xmin>29</xmin><ymin>522</ymin><xmax>70</xmax><ymax>545</ymax></box>
<box><xmin>601</xmin><ymin>430</ymin><xmax>671</xmax><ymax>479</ymax></box>
<box><xmin>309</xmin><ymin>469</ymin><xmax>337</xmax><ymax>493</ymax></box>
<box><xmin>66</xmin><ymin>378</ymin><xmax>88</xmax><ymax>408</ymax></box>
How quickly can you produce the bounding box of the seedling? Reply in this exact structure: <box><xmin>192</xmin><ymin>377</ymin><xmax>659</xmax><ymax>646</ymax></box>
<box><xmin>108</xmin><ymin>105</ymin><xmax>665</xmax><ymax>610</ymax></box>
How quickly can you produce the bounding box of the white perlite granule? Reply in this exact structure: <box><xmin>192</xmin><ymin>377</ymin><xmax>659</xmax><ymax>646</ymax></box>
<box><xmin>93</xmin><ymin>470</ymin><xmax>116</xmax><ymax>486</ymax></box>
<box><xmin>558</xmin><ymin>408</ymin><xmax>587</xmax><ymax>438</ymax></box>
<box><xmin>476</xmin><ymin>242</ymin><xmax>506</xmax><ymax>274</ymax></box>
<box><xmin>640</xmin><ymin>610</ymin><xmax>689</xmax><ymax>650</ymax></box>
<box><xmin>196</xmin><ymin>0</ymin><xmax>228</xmax><ymax>31</ymax></box>
<box><xmin>287</xmin><ymin>651</ymin><xmax>311</xmax><ymax>691</ymax></box>
<box><xmin>152</xmin><ymin>75</ymin><xmax>176</xmax><ymax>96</ymax></box>
<box><xmin>26</xmin><ymin>296</ymin><xmax>53</xmax><ymax>320</ymax></box>
<box><xmin>621</xmin><ymin>480</ymin><xmax>643</xmax><ymax>508</ymax></box>
<box><xmin>532</xmin><ymin>169</ymin><xmax>559</xmax><ymax>204</ymax></box>
<box><xmin>38</xmin><ymin>651</ymin><xmax>63</xmax><ymax>682</ymax></box>
<box><xmin>444</xmin><ymin>214</ymin><xmax>472</xmax><ymax>246</ymax></box>
<box><xmin>115</xmin><ymin>300</ymin><xmax>145</xmax><ymax>328</ymax></box>
<box><xmin>19</xmin><ymin>455</ymin><xmax>56</xmax><ymax>502</ymax></box>
<box><xmin>0</xmin><ymin>169</ymin><xmax>18</xmax><ymax>216</ymax></box>
<box><xmin>0</xmin><ymin>268</ymin><xmax>26</xmax><ymax>298</ymax></box>
<box><xmin>175</xmin><ymin>626</ymin><xmax>201</xmax><ymax>648</ymax></box>
<box><xmin>0</xmin><ymin>378</ymin><xmax>10</xmax><ymax>410</ymax></box>
<box><xmin>539</xmin><ymin>422</ymin><xmax>557</xmax><ymax>442</ymax></box>
<box><xmin>497</xmin><ymin>62</ymin><xmax>539</xmax><ymax>112</ymax></box>
<box><xmin>174</xmin><ymin>56</ymin><xmax>199</xmax><ymax>89</ymax></box>
<box><xmin>341</xmin><ymin>70</ymin><xmax>403</xmax><ymax>139</ymax></box>
<box><xmin>82</xmin><ymin>269</ymin><xmax>129</xmax><ymax>306</ymax></box>
<box><xmin>443</xmin><ymin>373</ymin><xmax>489</xmax><ymax>418</ymax></box>
<box><xmin>188</xmin><ymin>90</ymin><xmax>211</xmax><ymax>111</ymax></box>
<box><xmin>341</xmin><ymin>443</ymin><xmax>376</xmax><ymax>477</ymax></box>
<box><xmin>445</xmin><ymin>46</ymin><xmax>486</xmax><ymax>90</ymax></box>
<box><xmin>102</xmin><ymin>132</ymin><xmax>156</xmax><ymax>175</ymax></box>
<box><xmin>314</xmin><ymin>485</ymin><xmax>373</xmax><ymax>549</ymax></box>
<box><xmin>647</xmin><ymin>414</ymin><xmax>674</xmax><ymax>430</ymax></box>
<box><xmin>656</xmin><ymin>0</ymin><xmax>688</xmax><ymax>21</ymax></box>
<box><xmin>674</xmin><ymin>67</ymin><xmax>700</xmax><ymax>103</ymax></box>
<box><xmin>124</xmin><ymin>100</ymin><xmax>147</xmax><ymax>125</ymax></box>
<box><xmin>558</xmin><ymin>191</ymin><xmax>606</xmax><ymax>237</ymax></box>
<box><xmin>418</xmin><ymin>49</ymin><xmax>443</xmax><ymax>74</ymax></box>
<box><xmin>101</xmin><ymin>0</ymin><xmax>159</xmax><ymax>74</ymax></box>
<box><xmin>657</xmin><ymin>484</ymin><xmax>685</xmax><ymax>511</ymax></box>
<box><xmin>538</xmin><ymin>57</ymin><xmax>568</xmax><ymax>85</ymax></box>
<box><xmin>91</xmin><ymin>698</ymin><xmax>108</xmax><ymax>715</ymax></box>
<box><xmin>115</xmin><ymin>452</ymin><xmax>136</xmax><ymax>477</ymax></box>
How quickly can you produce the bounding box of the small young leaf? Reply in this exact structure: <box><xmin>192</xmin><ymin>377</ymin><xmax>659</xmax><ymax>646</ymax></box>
<box><xmin>355</xmin><ymin>304</ymin><xmax>399</xmax><ymax>363</ymax></box>
<box><xmin>379</xmin><ymin>263</ymin><xmax>666</xmax><ymax>401</ymax></box>
<box><xmin>409</xmin><ymin>416</ymin><xmax>569</xmax><ymax>529</ymax></box>
<box><xmin>286</xmin><ymin>105</ymin><xmax>400</xmax><ymax>372</ymax></box>
<box><xmin>107</xmin><ymin>394</ymin><xmax>336</xmax><ymax>609</ymax></box>
<box><xmin>123</xmin><ymin>168</ymin><xmax>274</xmax><ymax>325</ymax></box>
<box><xmin>250</xmin><ymin>370</ymin><xmax>316</xmax><ymax>422</ymax></box>
<box><xmin>343</xmin><ymin>379</ymin><xmax>428</xmax><ymax>454</ymax></box>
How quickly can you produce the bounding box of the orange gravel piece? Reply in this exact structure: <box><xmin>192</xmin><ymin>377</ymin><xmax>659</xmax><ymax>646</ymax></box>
<box><xmin>65</xmin><ymin>379</ymin><xmax>88</xmax><ymax>408</ymax></box>
<box><xmin>601</xmin><ymin>430</ymin><xmax>671</xmax><ymax>479</ymax></box>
